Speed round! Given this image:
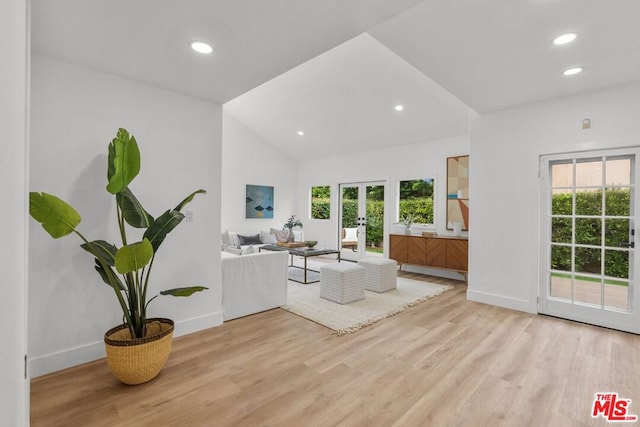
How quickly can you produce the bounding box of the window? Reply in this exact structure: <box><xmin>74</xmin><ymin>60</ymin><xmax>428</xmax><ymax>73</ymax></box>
<box><xmin>311</xmin><ymin>185</ymin><xmax>330</xmax><ymax>219</ymax></box>
<box><xmin>398</xmin><ymin>179</ymin><xmax>434</xmax><ymax>225</ymax></box>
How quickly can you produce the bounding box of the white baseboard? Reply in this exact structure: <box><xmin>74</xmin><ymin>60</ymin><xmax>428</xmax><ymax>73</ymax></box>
<box><xmin>30</xmin><ymin>310</ymin><xmax>223</xmax><ymax>379</ymax></box>
<box><xmin>466</xmin><ymin>289</ymin><xmax>536</xmax><ymax>314</ymax></box>
<box><xmin>401</xmin><ymin>264</ymin><xmax>466</xmax><ymax>281</ymax></box>
<box><xmin>173</xmin><ymin>311</ymin><xmax>223</xmax><ymax>337</ymax></box>
<box><xmin>29</xmin><ymin>340</ymin><xmax>105</xmax><ymax>379</ymax></box>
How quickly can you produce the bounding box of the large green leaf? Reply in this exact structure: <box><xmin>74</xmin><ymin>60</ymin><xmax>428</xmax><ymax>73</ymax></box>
<box><xmin>114</xmin><ymin>239</ymin><xmax>153</xmax><ymax>274</ymax></box>
<box><xmin>29</xmin><ymin>192</ymin><xmax>81</xmax><ymax>238</ymax></box>
<box><xmin>116</xmin><ymin>188</ymin><xmax>154</xmax><ymax>228</ymax></box>
<box><xmin>80</xmin><ymin>240</ymin><xmax>118</xmax><ymax>266</ymax></box>
<box><xmin>93</xmin><ymin>259</ymin><xmax>126</xmax><ymax>291</ymax></box>
<box><xmin>106</xmin><ymin>128</ymin><xmax>140</xmax><ymax>194</ymax></box>
<box><xmin>174</xmin><ymin>189</ymin><xmax>206</xmax><ymax>212</ymax></box>
<box><xmin>160</xmin><ymin>286</ymin><xmax>208</xmax><ymax>297</ymax></box>
<box><xmin>143</xmin><ymin>210</ymin><xmax>184</xmax><ymax>252</ymax></box>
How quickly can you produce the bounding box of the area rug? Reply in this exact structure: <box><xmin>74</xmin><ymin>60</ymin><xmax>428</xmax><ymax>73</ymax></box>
<box><xmin>281</xmin><ymin>277</ymin><xmax>452</xmax><ymax>336</ymax></box>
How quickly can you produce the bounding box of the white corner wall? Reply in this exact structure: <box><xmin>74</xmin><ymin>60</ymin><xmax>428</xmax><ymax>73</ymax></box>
<box><xmin>469</xmin><ymin>81</ymin><xmax>640</xmax><ymax>313</ymax></box>
<box><xmin>221</xmin><ymin>112</ymin><xmax>298</xmax><ymax>233</ymax></box>
<box><xmin>295</xmin><ymin>135</ymin><xmax>470</xmax><ymax>258</ymax></box>
<box><xmin>0</xmin><ymin>0</ymin><xmax>29</xmax><ymax>423</ymax></box>
<box><xmin>29</xmin><ymin>55</ymin><xmax>223</xmax><ymax>377</ymax></box>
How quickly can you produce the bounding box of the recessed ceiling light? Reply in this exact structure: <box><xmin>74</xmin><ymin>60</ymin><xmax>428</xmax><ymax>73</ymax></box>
<box><xmin>297</xmin><ymin>130</ymin><xmax>304</xmax><ymax>136</ymax></box>
<box><xmin>563</xmin><ymin>67</ymin><xmax>583</xmax><ymax>76</ymax></box>
<box><xmin>553</xmin><ymin>33</ymin><xmax>577</xmax><ymax>45</ymax></box>
<box><xmin>190</xmin><ymin>41</ymin><xmax>213</xmax><ymax>54</ymax></box>
<box><xmin>394</xmin><ymin>105</ymin><xmax>404</xmax><ymax>111</ymax></box>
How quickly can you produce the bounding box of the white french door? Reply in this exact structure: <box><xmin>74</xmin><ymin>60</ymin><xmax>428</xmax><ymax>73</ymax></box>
<box><xmin>539</xmin><ymin>148</ymin><xmax>640</xmax><ymax>333</ymax></box>
<box><xmin>339</xmin><ymin>182</ymin><xmax>385</xmax><ymax>262</ymax></box>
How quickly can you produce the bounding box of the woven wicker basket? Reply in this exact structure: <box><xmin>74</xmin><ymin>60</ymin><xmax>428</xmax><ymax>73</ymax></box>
<box><xmin>104</xmin><ymin>318</ymin><xmax>174</xmax><ymax>385</ymax></box>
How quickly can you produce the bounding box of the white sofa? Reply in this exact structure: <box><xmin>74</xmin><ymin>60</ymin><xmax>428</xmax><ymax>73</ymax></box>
<box><xmin>221</xmin><ymin>250</ymin><xmax>289</xmax><ymax>321</ymax></box>
<box><xmin>222</xmin><ymin>229</ymin><xmax>304</xmax><ymax>255</ymax></box>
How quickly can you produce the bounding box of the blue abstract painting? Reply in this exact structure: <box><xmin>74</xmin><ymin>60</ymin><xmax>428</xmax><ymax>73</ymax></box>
<box><xmin>245</xmin><ymin>184</ymin><xmax>274</xmax><ymax>219</ymax></box>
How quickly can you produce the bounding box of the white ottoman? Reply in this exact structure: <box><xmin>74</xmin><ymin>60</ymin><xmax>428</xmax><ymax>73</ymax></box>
<box><xmin>358</xmin><ymin>257</ymin><xmax>397</xmax><ymax>293</ymax></box>
<box><xmin>320</xmin><ymin>263</ymin><xmax>365</xmax><ymax>304</ymax></box>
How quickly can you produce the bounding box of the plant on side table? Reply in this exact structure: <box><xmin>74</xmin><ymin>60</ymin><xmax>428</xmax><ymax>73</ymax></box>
<box><xmin>29</xmin><ymin>128</ymin><xmax>208</xmax><ymax>385</ymax></box>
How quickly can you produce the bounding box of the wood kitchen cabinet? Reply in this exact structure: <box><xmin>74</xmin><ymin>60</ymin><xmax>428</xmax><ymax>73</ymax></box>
<box><xmin>389</xmin><ymin>234</ymin><xmax>468</xmax><ymax>275</ymax></box>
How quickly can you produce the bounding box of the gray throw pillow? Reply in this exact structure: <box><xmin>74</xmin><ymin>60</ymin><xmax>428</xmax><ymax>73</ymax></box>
<box><xmin>237</xmin><ymin>233</ymin><xmax>261</xmax><ymax>245</ymax></box>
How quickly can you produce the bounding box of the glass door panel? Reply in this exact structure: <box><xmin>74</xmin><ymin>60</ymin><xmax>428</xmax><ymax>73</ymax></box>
<box><xmin>340</xmin><ymin>185</ymin><xmax>360</xmax><ymax>262</ymax></box>
<box><xmin>365</xmin><ymin>184</ymin><xmax>384</xmax><ymax>258</ymax></box>
<box><xmin>339</xmin><ymin>182</ymin><xmax>385</xmax><ymax>262</ymax></box>
<box><xmin>540</xmin><ymin>149</ymin><xmax>639</xmax><ymax>333</ymax></box>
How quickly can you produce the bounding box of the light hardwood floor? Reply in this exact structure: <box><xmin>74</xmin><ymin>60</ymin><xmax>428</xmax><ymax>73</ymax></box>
<box><xmin>31</xmin><ymin>272</ymin><xmax>640</xmax><ymax>426</ymax></box>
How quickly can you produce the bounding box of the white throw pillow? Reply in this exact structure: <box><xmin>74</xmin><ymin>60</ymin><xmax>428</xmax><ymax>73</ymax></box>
<box><xmin>270</xmin><ymin>228</ymin><xmax>290</xmax><ymax>243</ymax></box>
<box><xmin>229</xmin><ymin>232</ymin><xmax>240</xmax><ymax>247</ymax></box>
<box><xmin>221</xmin><ymin>229</ymin><xmax>232</xmax><ymax>246</ymax></box>
<box><xmin>261</xmin><ymin>230</ymin><xmax>276</xmax><ymax>244</ymax></box>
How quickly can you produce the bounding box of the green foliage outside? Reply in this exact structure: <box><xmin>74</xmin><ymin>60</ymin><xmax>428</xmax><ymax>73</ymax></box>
<box><xmin>342</xmin><ymin>199</ymin><xmax>358</xmax><ymax>228</ymax></box>
<box><xmin>338</xmin><ymin>181</ymin><xmax>434</xmax><ymax>247</ymax></box>
<box><xmin>399</xmin><ymin>198</ymin><xmax>434</xmax><ymax>225</ymax></box>
<box><xmin>340</xmin><ymin>199</ymin><xmax>385</xmax><ymax>246</ymax></box>
<box><xmin>398</xmin><ymin>179</ymin><xmax>434</xmax><ymax>224</ymax></box>
<box><xmin>311</xmin><ymin>186</ymin><xmax>330</xmax><ymax>219</ymax></box>
<box><xmin>366</xmin><ymin>202</ymin><xmax>384</xmax><ymax>246</ymax></box>
<box><xmin>551</xmin><ymin>188</ymin><xmax>630</xmax><ymax>279</ymax></box>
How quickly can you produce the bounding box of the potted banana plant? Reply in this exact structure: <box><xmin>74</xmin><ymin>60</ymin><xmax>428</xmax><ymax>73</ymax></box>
<box><xmin>29</xmin><ymin>128</ymin><xmax>207</xmax><ymax>385</ymax></box>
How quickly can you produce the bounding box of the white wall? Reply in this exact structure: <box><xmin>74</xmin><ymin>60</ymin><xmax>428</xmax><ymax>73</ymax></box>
<box><xmin>29</xmin><ymin>55</ymin><xmax>223</xmax><ymax>377</ymax></box>
<box><xmin>0</xmin><ymin>0</ymin><xmax>29</xmax><ymax>423</ymax></box>
<box><xmin>221</xmin><ymin>112</ymin><xmax>298</xmax><ymax>233</ymax></box>
<box><xmin>295</xmin><ymin>135</ymin><xmax>469</xmax><ymax>265</ymax></box>
<box><xmin>469</xmin><ymin>81</ymin><xmax>640</xmax><ymax>313</ymax></box>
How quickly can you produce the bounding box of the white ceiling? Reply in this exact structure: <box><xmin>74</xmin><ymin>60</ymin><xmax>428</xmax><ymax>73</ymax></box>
<box><xmin>31</xmin><ymin>0</ymin><xmax>640</xmax><ymax>161</ymax></box>
<box><xmin>370</xmin><ymin>0</ymin><xmax>640</xmax><ymax>113</ymax></box>
<box><xmin>224</xmin><ymin>33</ymin><xmax>471</xmax><ymax>161</ymax></box>
<box><xmin>31</xmin><ymin>0</ymin><xmax>424</xmax><ymax>104</ymax></box>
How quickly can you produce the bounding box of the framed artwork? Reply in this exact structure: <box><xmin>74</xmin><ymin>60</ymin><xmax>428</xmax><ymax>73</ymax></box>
<box><xmin>447</xmin><ymin>155</ymin><xmax>469</xmax><ymax>230</ymax></box>
<box><xmin>245</xmin><ymin>184</ymin><xmax>274</xmax><ymax>219</ymax></box>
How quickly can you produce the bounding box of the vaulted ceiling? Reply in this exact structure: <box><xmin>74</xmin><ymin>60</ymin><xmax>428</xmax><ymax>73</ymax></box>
<box><xmin>32</xmin><ymin>0</ymin><xmax>640</xmax><ymax>161</ymax></box>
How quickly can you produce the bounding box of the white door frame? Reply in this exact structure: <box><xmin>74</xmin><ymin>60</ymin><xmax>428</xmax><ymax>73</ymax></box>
<box><xmin>539</xmin><ymin>147</ymin><xmax>640</xmax><ymax>334</ymax></box>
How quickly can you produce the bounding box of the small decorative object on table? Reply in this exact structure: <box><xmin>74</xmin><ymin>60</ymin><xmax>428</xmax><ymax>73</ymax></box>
<box><xmin>276</xmin><ymin>241</ymin><xmax>306</xmax><ymax>248</ymax></box>
<box><xmin>401</xmin><ymin>215</ymin><xmax>413</xmax><ymax>235</ymax></box>
<box><xmin>283</xmin><ymin>214</ymin><xmax>303</xmax><ymax>242</ymax></box>
<box><xmin>305</xmin><ymin>240</ymin><xmax>318</xmax><ymax>248</ymax></box>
